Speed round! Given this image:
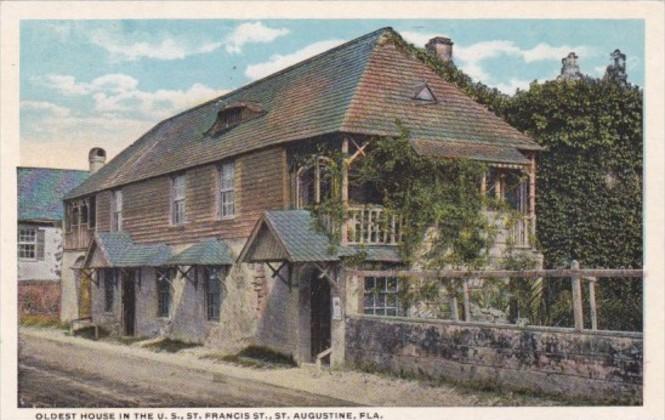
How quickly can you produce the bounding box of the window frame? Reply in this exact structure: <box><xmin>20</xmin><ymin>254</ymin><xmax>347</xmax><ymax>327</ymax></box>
<box><xmin>18</xmin><ymin>226</ymin><xmax>37</xmax><ymax>260</ymax></box>
<box><xmin>219</xmin><ymin>162</ymin><xmax>235</xmax><ymax>220</ymax></box>
<box><xmin>103</xmin><ymin>269</ymin><xmax>116</xmax><ymax>313</ymax></box>
<box><xmin>111</xmin><ymin>190</ymin><xmax>123</xmax><ymax>232</ymax></box>
<box><xmin>156</xmin><ymin>268</ymin><xmax>172</xmax><ymax>318</ymax></box>
<box><xmin>363</xmin><ymin>276</ymin><xmax>401</xmax><ymax>317</ymax></box>
<box><xmin>204</xmin><ymin>267</ymin><xmax>224</xmax><ymax>322</ymax></box>
<box><xmin>171</xmin><ymin>174</ymin><xmax>187</xmax><ymax>225</ymax></box>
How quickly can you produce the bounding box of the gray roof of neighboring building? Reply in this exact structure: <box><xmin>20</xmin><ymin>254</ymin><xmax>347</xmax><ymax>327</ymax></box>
<box><xmin>18</xmin><ymin>167</ymin><xmax>89</xmax><ymax>222</ymax></box>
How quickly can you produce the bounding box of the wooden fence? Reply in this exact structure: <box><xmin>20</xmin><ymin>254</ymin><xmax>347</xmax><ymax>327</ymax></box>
<box><xmin>349</xmin><ymin>261</ymin><xmax>643</xmax><ymax>332</ymax></box>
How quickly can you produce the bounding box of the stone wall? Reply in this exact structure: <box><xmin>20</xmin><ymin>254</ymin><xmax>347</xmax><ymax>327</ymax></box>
<box><xmin>345</xmin><ymin>315</ymin><xmax>642</xmax><ymax>402</ymax></box>
<box><xmin>18</xmin><ymin>280</ymin><xmax>61</xmax><ymax>318</ymax></box>
<box><xmin>60</xmin><ymin>250</ymin><xmax>85</xmax><ymax>322</ymax></box>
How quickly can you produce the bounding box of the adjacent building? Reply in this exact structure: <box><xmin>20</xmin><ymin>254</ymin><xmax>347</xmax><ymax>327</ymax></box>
<box><xmin>17</xmin><ymin>166</ymin><xmax>89</xmax><ymax>318</ymax></box>
<box><xmin>62</xmin><ymin>28</ymin><xmax>542</xmax><ymax>363</ymax></box>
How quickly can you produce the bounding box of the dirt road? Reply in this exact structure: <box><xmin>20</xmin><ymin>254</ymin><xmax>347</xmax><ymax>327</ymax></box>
<box><xmin>18</xmin><ymin>333</ymin><xmax>353</xmax><ymax>408</ymax></box>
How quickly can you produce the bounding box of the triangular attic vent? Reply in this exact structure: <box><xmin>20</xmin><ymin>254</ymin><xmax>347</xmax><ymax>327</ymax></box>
<box><xmin>414</xmin><ymin>83</ymin><xmax>437</xmax><ymax>102</ymax></box>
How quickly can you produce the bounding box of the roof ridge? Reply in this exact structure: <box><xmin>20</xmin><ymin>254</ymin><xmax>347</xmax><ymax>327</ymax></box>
<box><xmin>18</xmin><ymin>166</ymin><xmax>89</xmax><ymax>173</ymax></box>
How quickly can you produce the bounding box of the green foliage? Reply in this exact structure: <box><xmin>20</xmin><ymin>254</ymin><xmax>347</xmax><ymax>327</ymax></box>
<box><xmin>354</xmin><ymin>124</ymin><xmax>495</xmax><ymax>269</ymax></box>
<box><xmin>504</xmin><ymin>78</ymin><xmax>643</xmax><ymax>269</ymax></box>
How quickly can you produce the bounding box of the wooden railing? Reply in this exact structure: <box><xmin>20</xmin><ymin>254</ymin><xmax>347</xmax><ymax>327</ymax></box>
<box><xmin>345</xmin><ymin>205</ymin><xmax>402</xmax><ymax>245</ymax></box>
<box><xmin>349</xmin><ymin>262</ymin><xmax>644</xmax><ymax>333</ymax></box>
<box><xmin>64</xmin><ymin>225</ymin><xmax>93</xmax><ymax>250</ymax></box>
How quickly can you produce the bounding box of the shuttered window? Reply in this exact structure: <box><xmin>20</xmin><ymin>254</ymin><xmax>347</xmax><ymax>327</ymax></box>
<box><xmin>219</xmin><ymin>162</ymin><xmax>235</xmax><ymax>219</ymax></box>
<box><xmin>172</xmin><ymin>175</ymin><xmax>186</xmax><ymax>225</ymax></box>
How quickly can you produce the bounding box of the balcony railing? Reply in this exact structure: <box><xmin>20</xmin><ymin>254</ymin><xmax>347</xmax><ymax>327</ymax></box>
<box><xmin>345</xmin><ymin>205</ymin><xmax>402</xmax><ymax>245</ymax></box>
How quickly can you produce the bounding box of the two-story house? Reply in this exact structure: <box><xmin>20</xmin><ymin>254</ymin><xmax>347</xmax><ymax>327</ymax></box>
<box><xmin>17</xmin><ymin>165</ymin><xmax>89</xmax><ymax>319</ymax></box>
<box><xmin>62</xmin><ymin>27</ymin><xmax>542</xmax><ymax>364</ymax></box>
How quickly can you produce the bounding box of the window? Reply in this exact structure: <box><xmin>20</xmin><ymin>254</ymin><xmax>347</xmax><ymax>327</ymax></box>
<box><xmin>205</xmin><ymin>268</ymin><xmax>224</xmax><ymax>321</ymax></box>
<box><xmin>363</xmin><ymin>277</ymin><xmax>401</xmax><ymax>316</ymax></box>
<box><xmin>103</xmin><ymin>269</ymin><xmax>116</xmax><ymax>312</ymax></box>
<box><xmin>220</xmin><ymin>162</ymin><xmax>235</xmax><ymax>218</ymax></box>
<box><xmin>18</xmin><ymin>226</ymin><xmax>43</xmax><ymax>260</ymax></box>
<box><xmin>112</xmin><ymin>190</ymin><xmax>123</xmax><ymax>232</ymax></box>
<box><xmin>223</xmin><ymin>108</ymin><xmax>242</xmax><ymax>128</ymax></box>
<box><xmin>485</xmin><ymin>168</ymin><xmax>527</xmax><ymax>213</ymax></box>
<box><xmin>171</xmin><ymin>175</ymin><xmax>186</xmax><ymax>225</ymax></box>
<box><xmin>296</xmin><ymin>157</ymin><xmax>333</xmax><ymax>208</ymax></box>
<box><xmin>80</xmin><ymin>199</ymin><xmax>89</xmax><ymax>224</ymax></box>
<box><xmin>156</xmin><ymin>269</ymin><xmax>171</xmax><ymax>318</ymax></box>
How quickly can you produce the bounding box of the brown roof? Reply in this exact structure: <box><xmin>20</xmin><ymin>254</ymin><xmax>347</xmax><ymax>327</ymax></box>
<box><xmin>66</xmin><ymin>27</ymin><xmax>539</xmax><ymax>200</ymax></box>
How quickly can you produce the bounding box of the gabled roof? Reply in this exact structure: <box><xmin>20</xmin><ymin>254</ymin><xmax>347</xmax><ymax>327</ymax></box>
<box><xmin>18</xmin><ymin>167</ymin><xmax>89</xmax><ymax>222</ymax></box>
<box><xmin>89</xmin><ymin>232</ymin><xmax>171</xmax><ymax>268</ymax></box>
<box><xmin>166</xmin><ymin>239</ymin><xmax>234</xmax><ymax>266</ymax></box>
<box><xmin>239</xmin><ymin>210</ymin><xmax>357</xmax><ymax>263</ymax></box>
<box><xmin>66</xmin><ymin>27</ymin><xmax>540</xmax><ymax>200</ymax></box>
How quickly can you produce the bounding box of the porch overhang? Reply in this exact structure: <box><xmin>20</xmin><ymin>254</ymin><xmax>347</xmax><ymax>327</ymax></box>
<box><xmin>84</xmin><ymin>231</ymin><xmax>172</xmax><ymax>269</ymax></box>
<box><xmin>409</xmin><ymin>138</ymin><xmax>532</xmax><ymax>167</ymax></box>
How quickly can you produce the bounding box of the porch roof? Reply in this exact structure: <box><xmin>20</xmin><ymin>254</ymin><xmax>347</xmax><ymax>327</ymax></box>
<box><xmin>239</xmin><ymin>210</ymin><xmax>357</xmax><ymax>264</ymax></box>
<box><xmin>410</xmin><ymin>139</ymin><xmax>530</xmax><ymax>165</ymax></box>
<box><xmin>166</xmin><ymin>239</ymin><xmax>234</xmax><ymax>266</ymax></box>
<box><xmin>90</xmin><ymin>232</ymin><xmax>172</xmax><ymax>268</ymax></box>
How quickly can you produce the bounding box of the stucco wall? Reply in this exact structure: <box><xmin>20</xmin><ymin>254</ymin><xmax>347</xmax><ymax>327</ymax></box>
<box><xmin>344</xmin><ymin>316</ymin><xmax>642</xmax><ymax>402</ymax></box>
<box><xmin>60</xmin><ymin>250</ymin><xmax>85</xmax><ymax>322</ymax></box>
<box><xmin>18</xmin><ymin>225</ymin><xmax>62</xmax><ymax>281</ymax></box>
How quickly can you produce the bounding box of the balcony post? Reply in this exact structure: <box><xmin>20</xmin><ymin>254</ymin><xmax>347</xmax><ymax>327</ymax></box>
<box><xmin>341</xmin><ymin>137</ymin><xmax>349</xmax><ymax>245</ymax></box>
<box><xmin>528</xmin><ymin>153</ymin><xmax>537</xmax><ymax>238</ymax></box>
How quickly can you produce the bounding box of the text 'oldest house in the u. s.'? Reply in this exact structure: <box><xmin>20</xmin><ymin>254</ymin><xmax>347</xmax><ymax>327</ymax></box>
<box><xmin>61</xmin><ymin>27</ymin><xmax>543</xmax><ymax>365</ymax></box>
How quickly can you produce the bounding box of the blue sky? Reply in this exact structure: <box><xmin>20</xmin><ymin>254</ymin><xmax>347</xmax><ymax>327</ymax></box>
<box><xmin>20</xmin><ymin>19</ymin><xmax>644</xmax><ymax>169</ymax></box>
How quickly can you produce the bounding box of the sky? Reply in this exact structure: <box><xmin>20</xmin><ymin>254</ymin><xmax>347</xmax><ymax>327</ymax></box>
<box><xmin>20</xmin><ymin>19</ymin><xmax>644</xmax><ymax>170</ymax></box>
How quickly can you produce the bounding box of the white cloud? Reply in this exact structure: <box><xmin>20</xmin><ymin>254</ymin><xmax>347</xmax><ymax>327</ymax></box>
<box><xmin>35</xmin><ymin>73</ymin><xmax>227</xmax><ymax>120</ymax></box>
<box><xmin>245</xmin><ymin>39</ymin><xmax>345</xmax><ymax>80</ymax></box>
<box><xmin>20</xmin><ymin>101</ymin><xmax>71</xmax><ymax>118</ymax></box>
<box><xmin>225</xmin><ymin>22</ymin><xmax>290</xmax><ymax>54</ymax></box>
<box><xmin>494</xmin><ymin>79</ymin><xmax>532</xmax><ymax>95</ymax></box>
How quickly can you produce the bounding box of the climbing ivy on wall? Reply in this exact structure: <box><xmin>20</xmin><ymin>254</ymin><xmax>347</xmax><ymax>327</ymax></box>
<box><xmin>504</xmin><ymin>78</ymin><xmax>643</xmax><ymax>269</ymax></box>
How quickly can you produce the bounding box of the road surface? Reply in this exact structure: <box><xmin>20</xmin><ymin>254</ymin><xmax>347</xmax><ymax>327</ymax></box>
<box><xmin>18</xmin><ymin>333</ymin><xmax>354</xmax><ymax>408</ymax></box>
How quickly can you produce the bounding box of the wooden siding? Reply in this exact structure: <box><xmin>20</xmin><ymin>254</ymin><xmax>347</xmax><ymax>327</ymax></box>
<box><xmin>92</xmin><ymin>146</ymin><xmax>287</xmax><ymax>246</ymax></box>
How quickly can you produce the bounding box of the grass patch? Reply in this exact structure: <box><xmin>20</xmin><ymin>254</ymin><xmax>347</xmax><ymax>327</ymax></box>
<box><xmin>142</xmin><ymin>338</ymin><xmax>199</xmax><ymax>353</ymax></box>
<box><xmin>20</xmin><ymin>314</ymin><xmax>68</xmax><ymax>330</ymax></box>
<box><xmin>202</xmin><ymin>346</ymin><xmax>297</xmax><ymax>369</ymax></box>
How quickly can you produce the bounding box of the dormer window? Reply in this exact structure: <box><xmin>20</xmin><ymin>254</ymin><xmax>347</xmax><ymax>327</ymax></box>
<box><xmin>413</xmin><ymin>82</ymin><xmax>437</xmax><ymax>103</ymax></box>
<box><xmin>208</xmin><ymin>101</ymin><xmax>264</xmax><ymax>136</ymax></box>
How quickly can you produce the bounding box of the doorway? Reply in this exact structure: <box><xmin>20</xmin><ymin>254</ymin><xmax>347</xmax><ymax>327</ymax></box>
<box><xmin>310</xmin><ymin>272</ymin><xmax>331</xmax><ymax>361</ymax></box>
<box><xmin>78</xmin><ymin>268</ymin><xmax>92</xmax><ymax>318</ymax></box>
<box><xmin>122</xmin><ymin>272</ymin><xmax>135</xmax><ymax>336</ymax></box>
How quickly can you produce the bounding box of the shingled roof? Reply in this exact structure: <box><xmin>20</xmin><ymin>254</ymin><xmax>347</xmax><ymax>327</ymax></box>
<box><xmin>18</xmin><ymin>167</ymin><xmax>89</xmax><ymax>222</ymax></box>
<box><xmin>66</xmin><ymin>27</ymin><xmax>540</xmax><ymax>200</ymax></box>
<box><xmin>89</xmin><ymin>232</ymin><xmax>172</xmax><ymax>268</ymax></box>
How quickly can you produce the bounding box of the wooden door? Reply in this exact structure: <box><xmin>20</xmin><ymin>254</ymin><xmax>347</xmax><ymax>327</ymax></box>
<box><xmin>122</xmin><ymin>273</ymin><xmax>135</xmax><ymax>336</ymax></box>
<box><xmin>79</xmin><ymin>269</ymin><xmax>92</xmax><ymax>318</ymax></box>
<box><xmin>310</xmin><ymin>274</ymin><xmax>331</xmax><ymax>360</ymax></box>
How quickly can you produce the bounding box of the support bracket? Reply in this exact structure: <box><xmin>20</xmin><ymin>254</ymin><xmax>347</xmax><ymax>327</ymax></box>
<box><xmin>267</xmin><ymin>261</ymin><xmax>291</xmax><ymax>291</ymax></box>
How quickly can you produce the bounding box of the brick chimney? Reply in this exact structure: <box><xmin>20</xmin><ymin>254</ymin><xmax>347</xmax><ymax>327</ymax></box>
<box><xmin>88</xmin><ymin>147</ymin><xmax>106</xmax><ymax>174</ymax></box>
<box><xmin>426</xmin><ymin>36</ymin><xmax>454</xmax><ymax>63</ymax></box>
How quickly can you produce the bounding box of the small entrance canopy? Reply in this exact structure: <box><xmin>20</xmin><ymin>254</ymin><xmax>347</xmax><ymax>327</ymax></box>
<box><xmin>85</xmin><ymin>231</ymin><xmax>172</xmax><ymax>269</ymax></box>
<box><xmin>238</xmin><ymin>210</ymin><xmax>357</xmax><ymax>291</ymax></box>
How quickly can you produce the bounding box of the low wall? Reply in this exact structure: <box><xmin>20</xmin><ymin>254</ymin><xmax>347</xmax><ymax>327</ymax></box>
<box><xmin>345</xmin><ymin>315</ymin><xmax>642</xmax><ymax>403</ymax></box>
<box><xmin>18</xmin><ymin>280</ymin><xmax>61</xmax><ymax>318</ymax></box>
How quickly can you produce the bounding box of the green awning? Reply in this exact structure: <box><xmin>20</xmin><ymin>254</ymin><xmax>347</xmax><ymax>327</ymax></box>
<box><xmin>166</xmin><ymin>239</ymin><xmax>234</xmax><ymax>266</ymax></box>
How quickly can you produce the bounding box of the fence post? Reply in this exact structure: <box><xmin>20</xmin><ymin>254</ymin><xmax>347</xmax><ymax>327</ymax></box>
<box><xmin>463</xmin><ymin>278</ymin><xmax>471</xmax><ymax>322</ymax></box>
<box><xmin>588</xmin><ymin>277</ymin><xmax>598</xmax><ymax>331</ymax></box>
<box><xmin>571</xmin><ymin>260</ymin><xmax>584</xmax><ymax>331</ymax></box>
<box><xmin>450</xmin><ymin>280</ymin><xmax>459</xmax><ymax>321</ymax></box>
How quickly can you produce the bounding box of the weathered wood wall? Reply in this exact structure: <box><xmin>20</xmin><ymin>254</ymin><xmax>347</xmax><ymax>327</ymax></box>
<box><xmin>65</xmin><ymin>146</ymin><xmax>287</xmax><ymax>248</ymax></box>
